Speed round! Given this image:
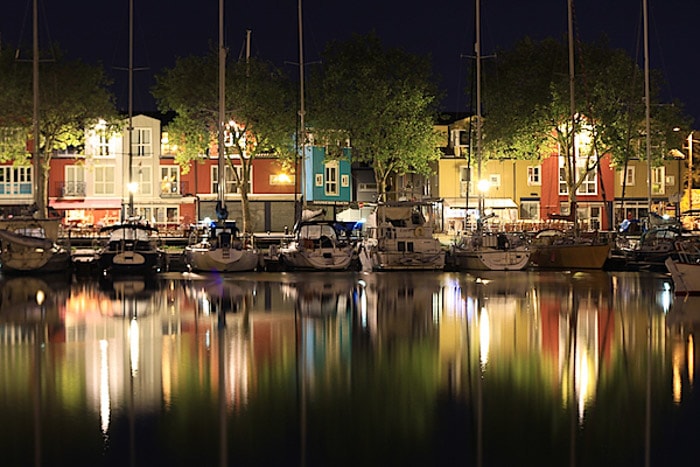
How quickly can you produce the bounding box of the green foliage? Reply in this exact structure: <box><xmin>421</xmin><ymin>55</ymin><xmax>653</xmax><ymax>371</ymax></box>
<box><xmin>309</xmin><ymin>33</ymin><xmax>443</xmax><ymax>200</ymax></box>
<box><xmin>482</xmin><ymin>36</ymin><xmax>691</xmax><ymax>169</ymax></box>
<box><xmin>152</xmin><ymin>49</ymin><xmax>296</xmax><ymax>232</ymax></box>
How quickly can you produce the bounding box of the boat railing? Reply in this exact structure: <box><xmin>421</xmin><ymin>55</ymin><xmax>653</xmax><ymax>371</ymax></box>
<box><xmin>675</xmin><ymin>239</ymin><xmax>700</xmax><ymax>264</ymax></box>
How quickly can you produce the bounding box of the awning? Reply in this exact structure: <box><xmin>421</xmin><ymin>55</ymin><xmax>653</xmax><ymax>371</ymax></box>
<box><xmin>50</xmin><ymin>198</ymin><xmax>123</xmax><ymax>210</ymax></box>
<box><xmin>443</xmin><ymin>197</ymin><xmax>518</xmax><ymax>209</ymax></box>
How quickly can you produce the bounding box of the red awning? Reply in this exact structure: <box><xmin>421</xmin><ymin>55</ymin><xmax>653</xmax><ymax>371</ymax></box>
<box><xmin>50</xmin><ymin>198</ymin><xmax>123</xmax><ymax>210</ymax></box>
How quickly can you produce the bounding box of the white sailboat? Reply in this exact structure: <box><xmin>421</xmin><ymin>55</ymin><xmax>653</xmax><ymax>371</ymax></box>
<box><xmin>185</xmin><ymin>0</ymin><xmax>260</xmax><ymax>273</ymax></box>
<box><xmin>448</xmin><ymin>0</ymin><xmax>530</xmax><ymax>272</ymax></box>
<box><xmin>0</xmin><ymin>0</ymin><xmax>71</xmax><ymax>275</ymax></box>
<box><xmin>276</xmin><ymin>209</ymin><xmax>357</xmax><ymax>271</ymax></box>
<box><xmin>95</xmin><ymin>0</ymin><xmax>163</xmax><ymax>276</ymax></box>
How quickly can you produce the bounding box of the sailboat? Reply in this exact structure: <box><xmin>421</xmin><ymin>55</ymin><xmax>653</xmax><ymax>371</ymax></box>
<box><xmin>528</xmin><ymin>0</ymin><xmax>611</xmax><ymax>270</ymax></box>
<box><xmin>184</xmin><ymin>0</ymin><xmax>260</xmax><ymax>273</ymax></box>
<box><xmin>94</xmin><ymin>0</ymin><xmax>163</xmax><ymax>277</ymax></box>
<box><xmin>448</xmin><ymin>0</ymin><xmax>530</xmax><ymax>272</ymax></box>
<box><xmin>0</xmin><ymin>0</ymin><xmax>71</xmax><ymax>275</ymax></box>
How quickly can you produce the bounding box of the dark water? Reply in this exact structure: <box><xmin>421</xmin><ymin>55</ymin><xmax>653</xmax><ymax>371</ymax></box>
<box><xmin>1</xmin><ymin>269</ymin><xmax>698</xmax><ymax>466</ymax></box>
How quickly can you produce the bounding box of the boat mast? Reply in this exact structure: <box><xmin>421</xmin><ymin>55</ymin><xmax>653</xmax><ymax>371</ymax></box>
<box><xmin>475</xmin><ymin>0</ymin><xmax>483</xmax><ymax>226</ymax></box>
<box><xmin>567</xmin><ymin>0</ymin><xmax>577</xmax><ymax>226</ymax></box>
<box><xmin>643</xmin><ymin>0</ymin><xmax>652</xmax><ymax>210</ymax></box>
<box><xmin>298</xmin><ymin>0</ymin><xmax>306</xmax><ymax>210</ymax></box>
<box><xmin>217</xmin><ymin>0</ymin><xmax>227</xmax><ymax>221</ymax></box>
<box><xmin>32</xmin><ymin>0</ymin><xmax>44</xmax><ymax>217</ymax></box>
<box><xmin>126</xmin><ymin>0</ymin><xmax>134</xmax><ymax>220</ymax></box>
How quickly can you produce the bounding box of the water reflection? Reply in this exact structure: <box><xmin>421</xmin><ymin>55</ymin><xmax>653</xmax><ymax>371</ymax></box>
<box><xmin>0</xmin><ymin>270</ymin><xmax>698</xmax><ymax>466</ymax></box>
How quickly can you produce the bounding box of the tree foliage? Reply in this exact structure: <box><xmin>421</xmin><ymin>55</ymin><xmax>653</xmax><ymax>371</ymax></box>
<box><xmin>308</xmin><ymin>33</ymin><xmax>443</xmax><ymax>201</ymax></box>
<box><xmin>0</xmin><ymin>46</ymin><xmax>117</xmax><ymax>214</ymax></box>
<box><xmin>481</xmin><ymin>36</ymin><xmax>690</xmax><ymax>201</ymax></box>
<box><xmin>152</xmin><ymin>51</ymin><xmax>295</xmax><ymax>233</ymax></box>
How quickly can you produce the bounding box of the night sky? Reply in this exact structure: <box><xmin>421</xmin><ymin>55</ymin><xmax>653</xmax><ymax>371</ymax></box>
<box><xmin>3</xmin><ymin>0</ymin><xmax>699</xmax><ymax>123</ymax></box>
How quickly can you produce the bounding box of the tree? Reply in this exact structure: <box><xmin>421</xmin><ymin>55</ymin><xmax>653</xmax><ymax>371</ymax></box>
<box><xmin>481</xmin><ymin>37</ymin><xmax>690</xmax><ymax>214</ymax></box>
<box><xmin>152</xmin><ymin>51</ymin><xmax>295</xmax><ymax>234</ymax></box>
<box><xmin>0</xmin><ymin>46</ymin><xmax>117</xmax><ymax>216</ymax></box>
<box><xmin>308</xmin><ymin>33</ymin><xmax>443</xmax><ymax>202</ymax></box>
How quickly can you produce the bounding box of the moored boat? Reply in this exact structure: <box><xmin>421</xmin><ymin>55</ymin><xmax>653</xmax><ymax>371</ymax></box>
<box><xmin>95</xmin><ymin>221</ymin><xmax>164</xmax><ymax>276</ymax></box>
<box><xmin>528</xmin><ymin>229</ymin><xmax>611</xmax><ymax>270</ymax></box>
<box><xmin>0</xmin><ymin>217</ymin><xmax>71</xmax><ymax>274</ymax></box>
<box><xmin>276</xmin><ymin>213</ymin><xmax>357</xmax><ymax>271</ymax></box>
<box><xmin>359</xmin><ymin>203</ymin><xmax>445</xmax><ymax>271</ymax></box>
<box><xmin>664</xmin><ymin>238</ymin><xmax>700</xmax><ymax>295</ymax></box>
<box><xmin>449</xmin><ymin>230</ymin><xmax>530</xmax><ymax>271</ymax></box>
<box><xmin>185</xmin><ymin>220</ymin><xmax>260</xmax><ymax>272</ymax></box>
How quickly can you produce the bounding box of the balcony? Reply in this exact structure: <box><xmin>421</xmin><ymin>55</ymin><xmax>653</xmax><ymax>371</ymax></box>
<box><xmin>59</xmin><ymin>181</ymin><xmax>86</xmax><ymax>198</ymax></box>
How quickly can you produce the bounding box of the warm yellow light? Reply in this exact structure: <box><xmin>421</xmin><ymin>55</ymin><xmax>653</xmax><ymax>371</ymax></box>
<box><xmin>128</xmin><ymin>182</ymin><xmax>139</xmax><ymax>193</ymax></box>
<box><xmin>36</xmin><ymin>289</ymin><xmax>45</xmax><ymax>306</ymax></box>
<box><xmin>477</xmin><ymin>179</ymin><xmax>490</xmax><ymax>193</ymax></box>
<box><xmin>277</xmin><ymin>173</ymin><xmax>291</xmax><ymax>183</ymax></box>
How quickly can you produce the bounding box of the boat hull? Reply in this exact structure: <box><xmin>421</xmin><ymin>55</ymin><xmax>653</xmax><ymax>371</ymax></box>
<box><xmin>665</xmin><ymin>256</ymin><xmax>700</xmax><ymax>295</ymax></box>
<box><xmin>529</xmin><ymin>243</ymin><xmax>611</xmax><ymax>270</ymax></box>
<box><xmin>186</xmin><ymin>247</ymin><xmax>260</xmax><ymax>272</ymax></box>
<box><xmin>0</xmin><ymin>247</ymin><xmax>71</xmax><ymax>274</ymax></box>
<box><xmin>360</xmin><ymin>248</ymin><xmax>445</xmax><ymax>271</ymax></box>
<box><xmin>0</xmin><ymin>219</ymin><xmax>71</xmax><ymax>274</ymax></box>
<box><xmin>97</xmin><ymin>250</ymin><xmax>162</xmax><ymax>276</ymax></box>
<box><xmin>278</xmin><ymin>246</ymin><xmax>355</xmax><ymax>271</ymax></box>
<box><xmin>451</xmin><ymin>247</ymin><xmax>530</xmax><ymax>271</ymax></box>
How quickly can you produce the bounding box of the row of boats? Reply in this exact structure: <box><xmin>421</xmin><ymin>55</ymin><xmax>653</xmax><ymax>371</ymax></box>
<box><xmin>1</xmin><ymin>203</ymin><xmax>699</xmax><ymax>295</ymax></box>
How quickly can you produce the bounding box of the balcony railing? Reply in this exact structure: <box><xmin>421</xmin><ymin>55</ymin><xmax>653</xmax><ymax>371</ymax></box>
<box><xmin>59</xmin><ymin>181</ymin><xmax>87</xmax><ymax>198</ymax></box>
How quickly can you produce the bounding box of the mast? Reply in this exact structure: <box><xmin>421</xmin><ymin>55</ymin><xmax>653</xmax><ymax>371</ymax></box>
<box><xmin>32</xmin><ymin>0</ymin><xmax>44</xmax><ymax>217</ymax></box>
<box><xmin>217</xmin><ymin>0</ymin><xmax>227</xmax><ymax>220</ymax></box>
<box><xmin>298</xmin><ymin>0</ymin><xmax>306</xmax><ymax>209</ymax></box>
<box><xmin>567</xmin><ymin>0</ymin><xmax>577</xmax><ymax>225</ymax></box>
<box><xmin>643</xmin><ymin>0</ymin><xmax>652</xmax><ymax>210</ymax></box>
<box><xmin>126</xmin><ymin>0</ymin><xmax>134</xmax><ymax>220</ymax></box>
<box><xmin>475</xmin><ymin>0</ymin><xmax>483</xmax><ymax>225</ymax></box>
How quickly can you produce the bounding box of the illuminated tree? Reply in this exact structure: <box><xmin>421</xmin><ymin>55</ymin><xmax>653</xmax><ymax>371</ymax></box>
<box><xmin>153</xmin><ymin>52</ymin><xmax>295</xmax><ymax>234</ymax></box>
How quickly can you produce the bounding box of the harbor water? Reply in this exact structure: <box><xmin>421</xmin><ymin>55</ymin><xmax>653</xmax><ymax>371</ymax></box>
<box><xmin>0</xmin><ymin>270</ymin><xmax>698</xmax><ymax>466</ymax></box>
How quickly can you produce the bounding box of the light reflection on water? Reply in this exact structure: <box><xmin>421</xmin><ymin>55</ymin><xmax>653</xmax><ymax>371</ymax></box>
<box><xmin>0</xmin><ymin>270</ymin><xmax>697</xmax><ymax>466</ymax></box>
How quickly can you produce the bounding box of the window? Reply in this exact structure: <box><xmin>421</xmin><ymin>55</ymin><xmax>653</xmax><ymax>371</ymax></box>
<box><xmin>64</xmin><ymin>166</ymin><xmax>85</xmax><ymax>196</ymax></box>
<box><xmin>325</xmin><ymin>161</ymin><xmax>338</xmax><ymax>196</ymax></box>
<box><xmin>94</xmin><ymin>166</ymin><xmax>115</xmax><ymax>195</ymax></box>
<box><xmin>452</xmin><ymin>129</ymin><xmax>469</xmax><ymax>147</ymax></box>
<box><xmin>520</xmin><ymin>200</ymin><xmax>539</xmax><ymax>219</ymax></box>
<box><xmin>622</xmin><ymin>166</ymin><xmax>635</xmax><ymax>186</ymax></box>
<box><xmin>559</xmin><ymin>161</ymin><xmax>597</xmax><ymax>195</ymax></box>
<box><xmin>212</xmin><ymin>165</ymin><xmax>252</xmax><ymax>194</ymax></box>
<box><xmin>527</xmin><ymin>166</ymin><xmax>541</xmax><ymax>186</ymax></box>
<box><xmin>652</xmin><ymin>167</ymin><xmax>665</xmax><ymax>195</ymax></box>
<box><xmin>96</xmin><ymin>131</ymin><xmax>110</xmax><ymax>156</ymax></box>
<box><xmin>161</xmin><ymin>166</ymin><xmax>180</xmax><ymax>195</ymax></box>
<box><xmin>0</xmin><ymin>166</ymin><xmax>32</xmax><ymax>195</ymax></box>
<box><xmin>132</xmin><ymin>128</ymin><xmax>152</xmax><ymax>157</ymax></box>
<box><xmin>577</xmin><ymin>168</ymin><xmax>597</xmax><ymax>195</ymax></box>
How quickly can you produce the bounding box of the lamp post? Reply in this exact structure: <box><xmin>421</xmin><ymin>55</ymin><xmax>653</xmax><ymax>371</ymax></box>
<box><xmin>127</xmin><ymin>182</ymin><xmax>138</xmax><ymax>218</ymax></box>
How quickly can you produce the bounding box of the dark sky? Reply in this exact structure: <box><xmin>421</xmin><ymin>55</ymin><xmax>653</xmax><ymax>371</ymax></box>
<box><xmin>3</xmin><ymin>0</ymin><xmax>699</xmax><ymax>124</ymax></box>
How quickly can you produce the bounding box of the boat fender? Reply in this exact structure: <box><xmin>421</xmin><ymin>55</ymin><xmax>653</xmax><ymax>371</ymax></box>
<box><xmin>414</xmin><ymin>227</ymin><xmax>424</xmax><ymax>237</ymax></box>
